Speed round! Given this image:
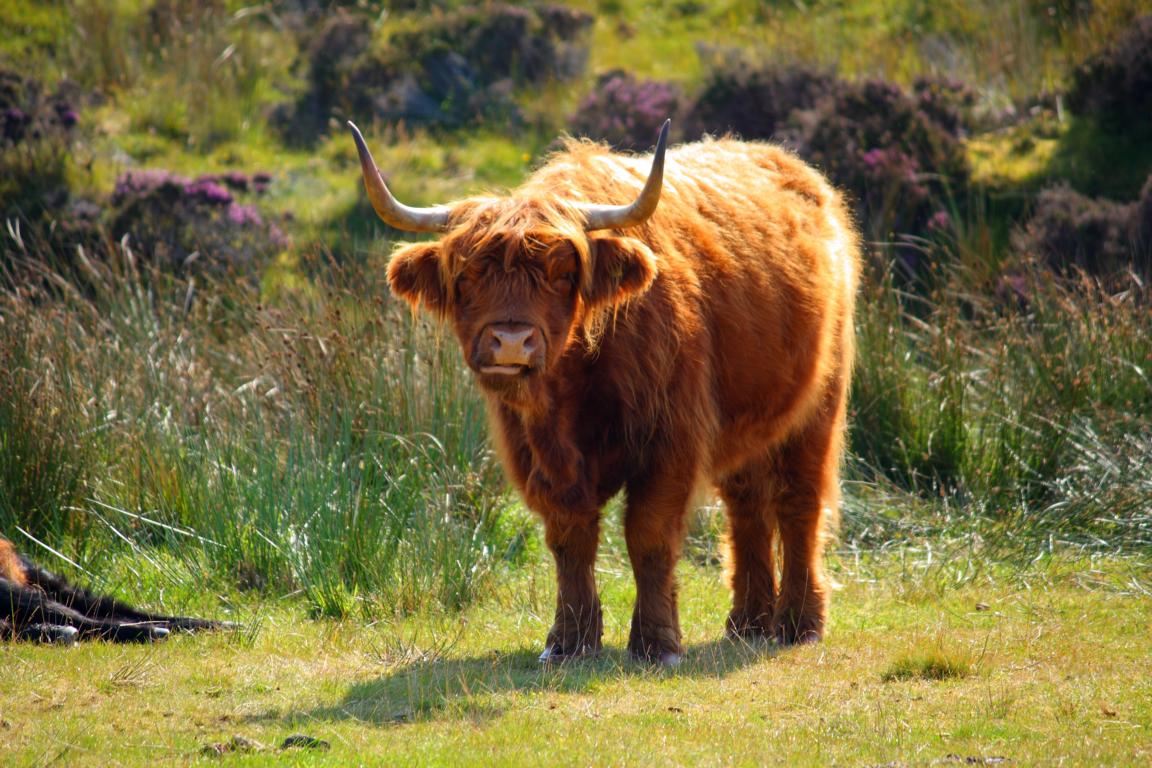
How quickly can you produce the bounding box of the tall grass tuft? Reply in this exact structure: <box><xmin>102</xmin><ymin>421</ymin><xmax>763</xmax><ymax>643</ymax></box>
<box><xmin>65</xmin><ymin>0</ymin><xmax>289</xmax><ymax>151</ymax></box>
<box><xmin>849</xmin><ymin>246</ymin><xmax>1152</xmax><ymax>552</ymax></box>
<box><xmin>881</xmin><ymin>646</ymin><xmax>975</xmax><ymax>682</ymax></box>
<box><xmin>0</xmin><ymin>289</ymin><xmax>90</xmax><ymax>539</ymax></box>
<box><xmin>0</xmin><ymin>239</ymin><xmax>529</xmax><ymax>617</ymax></box>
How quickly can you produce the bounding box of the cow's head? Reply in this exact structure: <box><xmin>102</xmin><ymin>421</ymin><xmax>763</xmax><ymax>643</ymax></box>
<box><xmin>350</xmin><ymin>121</ymin><xmax>668</xmax><ymax>407</ymax></box>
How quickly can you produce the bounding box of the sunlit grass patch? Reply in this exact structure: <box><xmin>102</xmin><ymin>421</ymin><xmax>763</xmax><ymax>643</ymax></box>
<box><xmin>881</xmin><ymin>646</ymin><xmax>976</xmax><ymax>682</ymax></box>
<box><xmin>968</xmin><ymin>121</ymin><xmax>1062</xmax><ymax>192</ymax></box>
<box><xmin>2</xmin><ymin>555</ymin><xmax>1150</xmax><ymax>766</ymax></box>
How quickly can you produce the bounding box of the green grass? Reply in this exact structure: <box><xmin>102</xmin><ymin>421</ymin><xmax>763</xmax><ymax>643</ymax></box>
<box><xmin>881</xmin><ymin>647</ymin><xmax>975</xmax><ymax>682</ymax></box>
<box><xmin>1</xmin><ymin>552</ymin><xmax>1149</xmax><ymax>766</ymax></box>
<box><xmin>566</xmin><ymin>0</ymin><xmax>1146</xmax><ymax>94</ymax></box>
<box><xmin>970</xmin><ymin>115</ymin><xmax>1152</xmax><ymax>201</ymax></box>
<box><xmin>848</xmin><ymin>258</ymin><xmax>1152</xmax><ymax>550</ymax></box>
<box><xmin>0</xmin><ymin>248</ymin><xmax>530</xmax><ymax>618</ymax></box>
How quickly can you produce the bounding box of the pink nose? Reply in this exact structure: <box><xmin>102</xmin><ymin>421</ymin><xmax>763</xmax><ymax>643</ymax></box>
<box><xmin>483</xmin><ymin>323</ymin><xmax>541</xmax><ymax>367</ymax></box>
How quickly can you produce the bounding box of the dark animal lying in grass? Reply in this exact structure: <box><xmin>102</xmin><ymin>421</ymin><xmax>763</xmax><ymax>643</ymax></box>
<box><xmin>1</xmin><ymin>536</ymin><xmax>229</xmax><ymax>644</ymax></box>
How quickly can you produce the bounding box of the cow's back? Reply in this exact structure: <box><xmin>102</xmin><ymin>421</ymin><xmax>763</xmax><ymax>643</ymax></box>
<box><xmin>527</xmin><ymin>139</ymin><xmax>860</xmax><ymax>475</ymax></box>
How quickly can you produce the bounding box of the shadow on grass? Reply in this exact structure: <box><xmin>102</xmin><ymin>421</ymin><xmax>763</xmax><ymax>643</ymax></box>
<box><xmin>250</xmin><ymin>638</ymin><xmax>775</xmax><ymax>727</ymax></box>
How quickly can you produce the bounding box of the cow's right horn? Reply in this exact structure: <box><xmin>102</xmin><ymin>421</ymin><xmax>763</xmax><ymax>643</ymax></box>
<box><xmin>578</xmin><ymin>119</ymin><xmax>670</xmax><ymax>231</ymax></box>
<box><xmin>348</xmin><ymin>121</ymin><xmax>451</xmax><ymax>233</ymax></box>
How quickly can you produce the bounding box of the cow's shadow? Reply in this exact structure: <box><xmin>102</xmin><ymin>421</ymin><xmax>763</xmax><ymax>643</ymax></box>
<box><xmin>252</xmin><ymin>638</ymin><xmax>777</xmax><ymax>728</ymax></box>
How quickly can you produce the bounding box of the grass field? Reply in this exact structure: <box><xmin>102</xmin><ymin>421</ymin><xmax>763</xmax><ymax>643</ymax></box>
<box><xmin>3</xmin><ymin>551</ymin><xmax>1149</xmax><ymax>766</ymax></box>
<box><xmin>0</xmin><ymin>550</ymin><xmax>1147</xmax><ymax>764</ymax></box>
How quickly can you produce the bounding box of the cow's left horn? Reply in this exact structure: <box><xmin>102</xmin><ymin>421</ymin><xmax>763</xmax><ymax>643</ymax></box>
<box><xmin>578</xmin><ymin>119</ymin><xmax>670</xmax><ymax>231</ymax></box>
<box><xmin>348</xmin><ymin>121</ymin><xmax>451</xmax><ymax>233</ymax></box>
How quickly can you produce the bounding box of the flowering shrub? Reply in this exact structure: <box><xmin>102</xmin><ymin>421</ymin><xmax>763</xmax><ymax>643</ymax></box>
<box><xmin>685</xmin><ymin>57</ymin><xmax>837</xmax><ymax>140</ymax></box>
<box><xmin>569</xmin><ymin>70</ymin><xmax>679</xmax><ymax>151</ymax></box>
<box><xmin>683</xmin><ymin>61</ymin><xmax>970</xmax><ymax>258</ymax></box>
<box><xmin>794</xmin><ymin>79</ymin><xmax>970</xmax><ymax>245</ymax></box>
<box><xmin>911</xmin><ymin>76</ymin><xmax>976</xmax><ymax>138</ymax></box>
<box><xmin>1013</xmin><ymin>178</ymin><xmax>1152</xmax><ymax>278</ymax></box>
<box><xmin>109</xmin><ymin>169</ymin><xmax>286</xmax><ymax>274</ymax></box>
<box><xmin>0</xmin><ymin>69</ymin><xmax>82</xmax><ymax>223</ymax></box>
<box><xmin>1067</xmin><ymin>15</ymin><xmax>1152</xmax><ymax>130</ymax></box>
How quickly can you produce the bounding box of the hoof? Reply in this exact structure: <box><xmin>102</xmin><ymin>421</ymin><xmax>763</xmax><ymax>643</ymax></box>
<box><xmin>725</xmin><ymin>624</ymin><xmax>772</xmax><ymax>644</ymax></box>
<box><xmin>19</xmin><ymin>624</ymin><xmax>79</xmax><ymax>645</ymax></box>
<box><xmin>773</xmin><ymin>621</ymin><xmax>822</xmax><ymax>647</ymax></box>
<box><xmin>114</xmin><ymin>624</ymin><xmax>171</xmax><ymax>643</ymax></box>
<box><xmin>538</xmin><ymin>644</ymin><xmax>597</xmax><ymax>665</ymax></box>
<box><xmin>54</xmin><ymin>625</ymin><xmax>80</xmax><ymax>645</ymax></box>
<box><xmin>726</xmin><ymin>611</ymin><xmax>772</xmax><ymax>641</ymax></box>
<box><xmin>781</xmin><ymin>629</ymin><xmax>821</xmax><ymax>646</ymax></box>
<box><xmin>628</xmin><ymin>649</ymin><xmax>683</xmax><ymax>668</ymax></box>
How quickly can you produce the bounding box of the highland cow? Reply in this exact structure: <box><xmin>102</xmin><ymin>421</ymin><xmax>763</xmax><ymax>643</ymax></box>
<box><xmin>1</xmin><ymin>536</ymin><xmax>228</xmax><ymax>644</ymax></box>
<box><xmin>351</xmin><ymin>119</ymin><xmax>859</xmax><ymax>665</ymax></box>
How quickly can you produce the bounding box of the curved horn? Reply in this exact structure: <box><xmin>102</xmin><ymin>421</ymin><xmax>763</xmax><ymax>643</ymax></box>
<box><xmin>348</xmin><ymin>121</ymin><xmax>451</xmax><ymax>233</ymax></box>
<box><xmin>578</xmin><ymin>119</ymin><xmax>670</xmax><ymax>231</ymax></box>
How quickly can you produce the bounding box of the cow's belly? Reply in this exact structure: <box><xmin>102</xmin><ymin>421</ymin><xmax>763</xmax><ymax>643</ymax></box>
<box><xmin>706</xmin><ymin>270</ymin><xmax>845</xmax><ymax>476</ymax></box>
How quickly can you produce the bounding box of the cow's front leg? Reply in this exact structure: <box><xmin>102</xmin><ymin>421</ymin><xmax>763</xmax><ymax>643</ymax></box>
<box><xmin>539</xmin><ymin>507</ymin><xmax>602</xmax><ymax>662</ymax></box>
<box><xmin>624</xmin><ymin>470</ymin><xmax>692</xmax><ymax>667</ymax></box>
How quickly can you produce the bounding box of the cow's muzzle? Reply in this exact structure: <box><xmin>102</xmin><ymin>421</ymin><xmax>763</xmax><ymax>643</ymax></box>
<box><xmin>477</xmin><ymin>322</ymin><xmax>544</xmax><ymax>375</ymax></box>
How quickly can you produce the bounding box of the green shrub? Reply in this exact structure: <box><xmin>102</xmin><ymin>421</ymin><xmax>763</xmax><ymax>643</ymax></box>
<box><xmin>1067</xmin><ymin>14</ymin><xmax>1152</xmax><ymax>131</ymax></box>
<box><xmin>275</xmin><ymin>3</ymin><xmax>594</xmax><ymax>142</ymax></box>
<box><xmin>684</xmin><ymin>55</ymin><xmax>836</xmax><ymax>141</ymax></box>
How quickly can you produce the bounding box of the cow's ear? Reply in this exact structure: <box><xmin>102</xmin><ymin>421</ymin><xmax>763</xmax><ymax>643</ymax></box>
<box><xmin>387</xmin><ymin>242</ymin><xmax>448</xmax><ymax>314</ymax></box>
<box><xmin>585</xmin><ymin>236</ymin><xmax>657</xmax><ymax>309</ymax></box>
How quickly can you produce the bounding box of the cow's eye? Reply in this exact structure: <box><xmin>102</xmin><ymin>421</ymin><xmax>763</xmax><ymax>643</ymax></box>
<box><xmin>455</xmin><ymin>276</ymin><xmax>474</xmax><ymax>303</ymax></box>
<box><xmin>552</xmin><ymin>273</ymin><xmax>575</xmax><ymax>293</ymax></box>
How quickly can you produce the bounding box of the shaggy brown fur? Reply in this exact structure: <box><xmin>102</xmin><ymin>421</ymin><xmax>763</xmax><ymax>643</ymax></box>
<box><xmin>1</xmin><ymin>536</ymin><xmax>229</xmax><ymax>643</ymax></box>
<box><xmin>385</xmin><ymin>137</ymin><xmax>859</xmax><ymax>662</ymax></box>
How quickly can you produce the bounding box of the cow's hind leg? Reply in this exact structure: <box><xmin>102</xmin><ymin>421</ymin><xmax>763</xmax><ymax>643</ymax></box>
<box><xmin>720</xmin><ymin>381</ymin><xmax>846</xmax><ymax>646</ymax></box>
<box><xmin>719</xmin><ymin>456</ymin><xmax>778</xmax><ymax>641</ymax></box>
<box><xmin>624</xmin><ymin>465</ymin><xmax>694</xmax><ymax>666</ymax></box>
<box><xmin>770</xmin><ymin>384</ymin><xmax>847</xmax><ymax>646</ymax></box>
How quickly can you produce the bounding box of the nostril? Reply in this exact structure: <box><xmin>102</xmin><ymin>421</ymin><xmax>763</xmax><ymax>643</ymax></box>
<box><xmin>486</xmin><ymin>324</ymin><xmax>540</xmax><ymax>366</ymax></box>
